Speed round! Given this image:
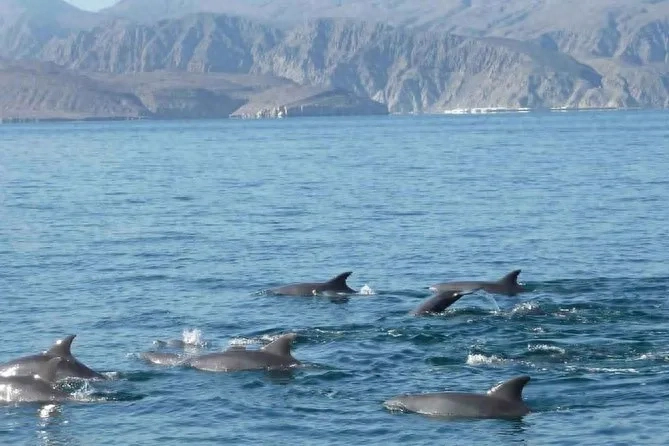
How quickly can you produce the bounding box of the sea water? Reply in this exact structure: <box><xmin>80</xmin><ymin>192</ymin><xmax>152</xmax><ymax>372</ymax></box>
<box><xmin>1</xmin><ymin>112</ymin><xmax>668</xmax><ymax>445</ymax></box>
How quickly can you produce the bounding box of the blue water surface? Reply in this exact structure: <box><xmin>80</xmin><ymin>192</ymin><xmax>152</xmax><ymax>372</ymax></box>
<box><xmin>1</xmin><ymin>112</ymin><xmax>668</xmax><ymax>445</ymax></box>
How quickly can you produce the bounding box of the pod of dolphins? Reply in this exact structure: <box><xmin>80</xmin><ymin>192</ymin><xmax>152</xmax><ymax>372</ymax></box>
<box><xmin>1</xmin><ymin>269</ymin><xmax>533</xmax><ymax>420</ymax></box>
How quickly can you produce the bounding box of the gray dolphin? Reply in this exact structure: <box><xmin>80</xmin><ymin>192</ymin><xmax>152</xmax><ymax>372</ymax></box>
<box><xmin>142</xmin><ymin>333</ymin><xmax>300</xmax><ymax>372</ymax></box>
<box><xmin>411</xmin><ymin>289</ymin><xmax>478</xmax><ymax>315</ymax></box>
<box><xmin>429</xmin><ymin>269</ymin><xmax>527</xmax><ymax>296</ymax></box>
<box><xmin>0</xmin><ymin>358</ymin><xmax>71</xmax><ymax>403</ymax></box>
<box><xmin>384</xmin><ymin>376</ymin><xmax>531</xmax><ymax>419</ymax></box>
<box><xmin>0</xmin><ymin>335</ymin><xmax>105</xmax><ymax>380</ymax></box>
<box><xmin>269</xmin><ymin>272</ymin><xmax>356</xmax><ymax>296</ymax></box>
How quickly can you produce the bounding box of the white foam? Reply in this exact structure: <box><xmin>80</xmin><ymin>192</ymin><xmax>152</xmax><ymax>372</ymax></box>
<box><xmin>466</xmin><ymin>354</ymin><xmax>505</xmax><ymax>366</ymax></box>
<box><xmin>228</xmin><ymin>333</ymin><xmax>282</xmax><ymax>348</ymax></box>
<box><xmin>228</xmin><ymin>337</ymin><xmax>256</xmax><ymax>347</ymax></box>
<box><xmin>566</xmin><ymin>365</ymin><xmax>639</xmax><ymax>374</ymax></box>
<box><xmin>586</xmin><ymin>367</ymin><xmax>639</xmax><ymax>374</ymax></box>
<box><xmin>102</xmin><ymin>371</ymin><xmax>120</xmax><ymax>380</ymax></box>
<box><xmin>511</xmin><ymin>301</ymin><xmax>542</xmax><ymax>315</ymax></box>
<box><xmin>527</xmin><ymin>344</ymin><xmax>566</xmax><ymax>355</ymax></box>
<box><xmin>358</xmin><ymin>284</ymin><xmax>376</xmax><ymax>295</ymax></box>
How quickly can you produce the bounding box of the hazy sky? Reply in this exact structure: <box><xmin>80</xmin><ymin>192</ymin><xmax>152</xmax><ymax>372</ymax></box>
<box><xmin>65</xmin><ymin>0</ymin><xmax>119</xmax><ymax>11</ymax></box>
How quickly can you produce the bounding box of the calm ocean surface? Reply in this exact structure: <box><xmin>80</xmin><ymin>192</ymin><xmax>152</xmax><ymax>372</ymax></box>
<box><xmin>1</xmin><ymin>112</ymin><xmax>668</xmax><ymax>445</ymax></box>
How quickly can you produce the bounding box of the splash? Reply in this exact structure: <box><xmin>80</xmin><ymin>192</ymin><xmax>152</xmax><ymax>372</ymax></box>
<box><xmin>484</xmin><ymin>294</ymin><xmax>501</xmax><ymax>312</ymax></box>
<box><xmin>511</xmin><ymin>301</ymin><xmax>544</xmax><ymax>315</ymax></box>
<box><xmin>466</xmin><ymin>353</ymin><xmax>505</xmax><ymax>366</ymax></box>
<box><xmin>358</xmin><ymin>284</ymin><xmax>376</xmax><ymax>295</ymax></box>
<box><xmin>38</xmin><ymin>404</ymin><xmax>60</xmax><ymax>419</ymax></box>
<box><xmin>182</xmin><ymin>328</ymin><xmax>206</xmax><ymax>347</ymax></box>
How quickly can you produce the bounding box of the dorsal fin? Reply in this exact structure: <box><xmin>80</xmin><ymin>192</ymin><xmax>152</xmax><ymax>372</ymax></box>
<box><xmin>487</xmin><ymin>376</ymin><xmax>530</xmax><ymax>401</ymax></box>
<box><xmin>327</xmin><ymin>271</ymin><xmax>352</xmax><ymax>286</ymax></box>
<box><xmin>498</xmin><ymin>269</ymin><xmax>521</xmax><ymax>285</ymax></box>
<box><xmin>46</xmin><ymin>335</ymin><xmax>76</xmax><ymax>357</ymax></box>
<box><xmin>37</xmin><ymin>357</ymin><xmax>62</xmax><ymax>383</ymax></box>
<box><xmin>261</xmin><ymin>333</ymin><xmax>297</xmax><ymax>357</ymax></box>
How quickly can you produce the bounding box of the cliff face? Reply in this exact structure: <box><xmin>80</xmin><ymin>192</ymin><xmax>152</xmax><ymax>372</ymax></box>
<box><xmin>1</xmin><ymin>1</ymin><xmax>668</xmax><ymax>115</ymax></box>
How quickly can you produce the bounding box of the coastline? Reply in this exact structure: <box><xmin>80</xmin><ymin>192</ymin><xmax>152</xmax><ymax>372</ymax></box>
<box><xmin>0</xmin><ymin>106</ymin><xmax>658</xmax><ymax>125</ymax></box>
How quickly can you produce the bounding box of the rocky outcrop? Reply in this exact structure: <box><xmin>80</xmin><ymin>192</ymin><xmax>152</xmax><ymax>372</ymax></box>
<box><xmin>0</xmin><ymin>61</ymin><xmax>386</xmax><ymax>121</ymax></box>
<box><xmin>231</xmin><ymin>85</ymin><xmax>388</xmax><ymax>118</ymax></box>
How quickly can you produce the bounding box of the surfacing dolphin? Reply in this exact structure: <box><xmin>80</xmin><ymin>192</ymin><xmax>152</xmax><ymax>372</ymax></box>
<box><xmin>384</xmin><ymin>376</ymin><xmax>531</xmax><ymax>419</ymax></box>
<box><xmin>0</xmin><ymin>335</ymin><xmax>105</xmax><ymax>380</ymax></box>
<box><xmin>269</xmin><ymin>272</ymin><xmax>357</xmax><ymax>297</ymax></box>
<box><xmin>0</xmin><ymin>358</ymin><xmax>71</xmax><ymax>403</ymax></box>
<box><xmin>429</xmin><ymin>269</ymin><xmax>528</xmax><ymax>296</ymax></box>
<box><xmin>411</xmin><ymin>289</ymin><xmax>478</xmax><ymax>315</ymax></box>
<box><xmin>142</xmin><ymin>333</ymin><xmax>300</xmax><ymax>372</ymax></box>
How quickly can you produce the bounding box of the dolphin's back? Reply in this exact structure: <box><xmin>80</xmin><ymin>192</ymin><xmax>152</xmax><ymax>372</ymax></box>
<box><xmin>271</xmin><ymin>282</ymin><xmax>323</xmax><ymax>297</ymax></box>
<box><xmin>385</xmin><ymin>393</ymin><xmax>529</xmax><ymax>419</ymax></box>
<box><xmin>429</xmin><ymin>281</ymin><xmax>489</xmax><ymax>294</ymax></box>
<box><xmin>0</xmin><ymin>353</ymin><xmax>103</xmax><ymax>380</ymax></box>
<box><xmin>189</xmin><ymin>350</ymin><xmax>297</xmax><ymax>372</ymax></box>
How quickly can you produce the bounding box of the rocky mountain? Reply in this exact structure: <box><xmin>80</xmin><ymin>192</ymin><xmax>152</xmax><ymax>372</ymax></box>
<box><xmin>0</xmin><ymin>0</ymin><xmax>668</xmax><ymax>116</ymax></box>
<box><xmin>27</xmin><ymin>13</ymin><xmax>664</xmax><ymax>112</ymax></box>
<box><xmin>101</xmin><ymin>0</ymin><xmax>669</xmax><ymax>65</ymax></box>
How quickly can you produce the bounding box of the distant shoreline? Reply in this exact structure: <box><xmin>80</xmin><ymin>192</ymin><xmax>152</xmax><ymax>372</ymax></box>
<box><xmin>1</xmin><ymin>107</ymin><xmax>662</xmax><ymax>125</ymax></box>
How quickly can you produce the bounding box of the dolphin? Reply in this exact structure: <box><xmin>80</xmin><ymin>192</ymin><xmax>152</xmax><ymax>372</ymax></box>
<box><xmin>411</xmin><ymin>289</ymin><xmax>478</xmax><ymax>315</ymax></box>
<box><xmin>0</xmin><ymin>335</ymin><xmax>105</xmax><ymax>380</ymax></box>
<box><xmin>269</xmin><ymin>272</ymin><xmax>356</xmax><ymax>297</ymax></box>
<box><xmin>141</xmin><ymin>333</ymin><xmax>300</xmax><ymax>372</ymax></box>
<box><xmin>384</xmin><ymin>376</ymin><xmax>531</xmax><ymax>419</ymax></box>
<box><xmin>429</xmin><ymin>270</ymin><xmax>527</xmax><ymax>296</ymax></box>
<box><xmin>0</xmin><ymin>358</ymin><xmax>71</xmax><ymax>403</ymax></box>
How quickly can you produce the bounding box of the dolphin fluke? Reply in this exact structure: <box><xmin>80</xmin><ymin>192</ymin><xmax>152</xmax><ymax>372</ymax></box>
<box><xmin>45</xmin><ymin>335</ymin><xmax>76</xmax><ymax>357</ymax></box>
<box><xmin>37</xmin><ymin>358</ymin><xmax>62</xmax><ymax>383</ymax></box>
<box><xmin>261</xmin><ymin>333</ymin><xmax>298</xmax><ymax>357</ymax></box>
<box><xmin>487</xmin><ymin>375</ymin><xmax>531</xmax><ymax>402</ymax></box>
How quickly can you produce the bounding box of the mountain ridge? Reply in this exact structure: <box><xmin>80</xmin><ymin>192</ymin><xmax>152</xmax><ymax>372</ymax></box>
<box><xmin>1</xmin><ymin>0</ymin><xmax>668</xmax><ymax>117</ymax></box>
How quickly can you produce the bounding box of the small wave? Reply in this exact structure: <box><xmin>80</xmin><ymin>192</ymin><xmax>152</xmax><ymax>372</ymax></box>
<box><xmin>466</xmin><ymin>354</ymin><xmax>506</xmax><ymax>366</ymax></box>
<box><xmin>527</xmin><ymin>344</ymin><xmax>566</xmax><ymax>355</ymax></box>
<box><xmin>358</xmin><ymin>284</ymin><xmax>375</xmax><ymax>295</ymax></box>
<box><xmin>566</xmin><ymin>365</ymin><xmax>639</xmax><ymax>374</ymax></box>
<box><xmin>635</xmin><ymin>352</ymin><xmax>669</xmax><ymax>362</ymax></box>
